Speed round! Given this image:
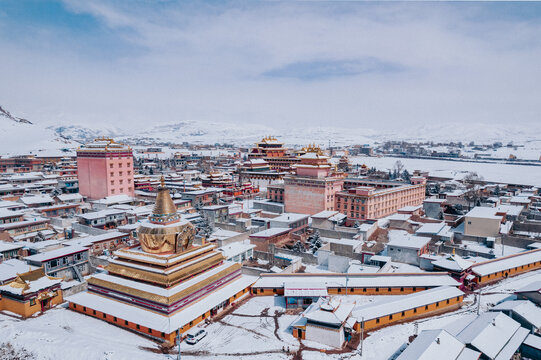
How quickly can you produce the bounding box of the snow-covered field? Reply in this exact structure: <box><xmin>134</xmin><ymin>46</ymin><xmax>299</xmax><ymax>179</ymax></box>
<box><xmin>350</xmin><ymin>155</ymin><xmax>541</xmax><ymax>186</ymax></box>
<box><xmin>2</xmin><ymin>270</ymin><xmax>540</xmax><ymax>360</ymax></box>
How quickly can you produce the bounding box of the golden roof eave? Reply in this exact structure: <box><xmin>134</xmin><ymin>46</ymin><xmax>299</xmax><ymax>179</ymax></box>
<box><xmin>91</xmin><ymin>262</ymin><xmax>241</xmax><ymax>305</ymax></box>
<box><xmin>105</xmin><ymin>252</ymin><xmax>225</xmax><ymax>287</ymax></box>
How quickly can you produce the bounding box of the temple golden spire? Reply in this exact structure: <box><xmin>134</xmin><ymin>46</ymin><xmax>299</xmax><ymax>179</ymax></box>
<box><xmin>149</xmin><ymin>177</ymin><xmax>179</xmax><ymax>223</ymax></box>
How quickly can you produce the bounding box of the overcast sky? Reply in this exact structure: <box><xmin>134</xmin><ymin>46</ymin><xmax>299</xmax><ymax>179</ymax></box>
<box><xmin>0</xmin><ymin>1</ymin><xmax>540</xmax><ymax>131</ymax></box>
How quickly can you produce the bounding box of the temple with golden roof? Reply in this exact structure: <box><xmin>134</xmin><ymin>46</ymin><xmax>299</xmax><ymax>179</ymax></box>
<box><xmin>248</xmin><ymin>136</ymin><xmax>300</xmax><ymax>171</ymax></box>
<box><xmin>67</xmin><ymin>178</ymin><xmax>256</xmax><ymax>344</ymax></box>
<box><xmin>0</xmin><ymin>268</ymin><xmax>63</xmax><ymax>318</ymax></box>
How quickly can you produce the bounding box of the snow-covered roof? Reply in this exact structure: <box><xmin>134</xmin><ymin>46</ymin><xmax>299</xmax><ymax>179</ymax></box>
<box><xmin>305</xmin><ymin>299</ymin><xmax>355</xmax><ymax>326</ymax></box>
<box><xmin>368</xmin><ymin>255</ymin><xmax>391</xmax><ymax>263</ymax></box>
<box><xmin>490</xmin><ymin>300</ymin><xmax>541</xmax><ymax>328</ymax></box>
<box><xmin>387</xmin><ymin>231</ymin><xmax>431</xmax><ymax>250</ymax></box>
<box><xmin>432</xmin><ymin>255</ymin><xmax>475</xmax><ymax>272</ymax></box>
<box><xmin>56</xmin><ymin>193</ymin><xmax>83</xmax><ymax>202</ymax></box>
<box><xmin>270</xmin><ymin>212</ymin><xmax>309</xmax><ymax>223</ymax></box>
<box><xmin>217</xmin><ymin>241</ymin><xmax>255</xmax><ymax>259</ymax></box>
<box><xmin>0</xmin><ymin>217</ymin><xmax>49</xmax><ymax>230</ymax></box>
<box><xmin>515</xmin><ymin>280</ymin><xmax>541</xmax><ymax>294</ymax></box>
<box><xmin>424</xmin><ymin>198</ymin><xmax>446</xmax><ymax>204</ymax></box>
<box><xmin>90</xmin><ymin>262</ymin><xmax>239</xmax><ymax>297</ymax></box>
<box><xmin>300</xmin><ymin>152</ymin><xmax>329</xmax><ymax>160</ymax></box>
<box><xmin>445</xmin><ymin>312</ymin><xmax>529</xmax><ymax>360</ymax></box>
<box><xmin>465</xmin><ymin>207</ymin><xmax>502</xmax><ymax>220</ymax></box>
<box><xmin>114</xmin><ymin>244</ymin><xmax>214</xmax><ymax>266</ymax></box>
<box><xmin>24</xmin><ymin>245</ymin><xmax>88</xmax><ymax>263</ymax></box>
<box><xmin>325</xmin><ymin>237</ymin><xmax>362</xmax><ymax>249</ymax></box>
<box><xmin>0</xmin><ymin>270</ymin><xmax>62</xmax><ymax>296</ymax></box>
<box><xmin>0</xmin><ymin>208</ymin><xmax>23</xmax><ymax>219</ymax></box>
<box><xmin>20</xmin><ymin>194</ymin><xmax>54</xmax><ymax>205</ymax></box>
<box><xmin>416</xmin><ymin>222</ymin><xmax>446</xmax><ymax>235</ymax></box>
<box><xmin>209</xmin><ymin>228</ymin><xmax>242</xmax><ymax>241</ymax></box>
<box><xmin>67</xmin><ymin>274</ymin><xmax>257</xmax><ymax>333</ymax></box>
<box><xmin>496</xmin><ymin>204</ymin><xmax>523</xmax><ymax>217</ymax></box>
<box><xmin>64</xmin><ymin>231</ymin><xmax>126</xmax><ymax>247</ymax></box>
<box><xmin>250</xmin><ymin>227</ymin><xmax>290</xmax><ymax>238</ymax></box>
<box><xmin>311</xmin><ymin>210</ymin><xmax>339</xmax><ymax>219</ymax></box>
<box><xmin>387</xmin><ymin>213</ymin><xmax>411</xmax><ymax>221</ymax></box>
<box><xmin>396</xmin><ymin>329</ymin><xmax>471</xmax><ymax>360</ymax></box>
<box><xmin>116</xmin><ymin>223</ymin><xmax>140</xmax><ymax>231</ymax></box>
<box><xmin>0</xmin><ymin>200</ymin><xmax>26</xmax><ymax>210</ymax></box>
<box><xmin>91</xmin><ymin>194</ymin><xmax>133</xmax><ymax>205</ymax></box>
<box><xmin>510</xmin><ymin>196</ymin><xmax>531</xmax><ymax>204</ymax></box>
<box><xmin>524</xmin><ymin>334</ymin><xmax>541</xmax><ymax>351</ymax></box>
<box><xmin>253</xmin><ymin>273</ymin><xmax>460</xmax><ymax>289</ymax></box>
<box><xmin>352</xmin><ymin>286</ymin><xmax>464</xmax><ymax>322</ymax></box>
<box><xmin>0</xmin><ymin>240</ymin><xmax>24</xmax><ymax>253</ymax></box>
<box><xmin>0</xmin><ymin>259</ymin><xmax>38</xmax><ymax>283</ymax></box>
<box><xmin>398</xmin><ymin>205</ymin><xmax>422</xmax><ymax>213</ymax></box>
<box><xmin>77</xmin><ymin>209</ymin><xmax>126</xmax><ymax>220</ymax></box>
<box><xmin>18</xmin><ymin>239</ymin><xmax>61</xmax><ymax>251</ymax></box>
<box><xmin>470</xmin><ymin>249</ymin><xmax>541</xmax><ymax>277</ymax></box>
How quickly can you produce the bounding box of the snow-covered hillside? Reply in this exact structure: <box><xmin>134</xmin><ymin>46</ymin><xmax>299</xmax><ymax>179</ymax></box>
<box><xmin>2</xmin><ymin>103</ymin><xmax>540</xmax><ymax>155</ymax></box>
<box><xmin>0</xmin><ymin>106</ymin><xmax>76</xmax><ymax>156</ymax></box>
<box><xmin>50</xmin><ymin>119</ymin><xmax>540</xmax><ymax>147</ymax></box>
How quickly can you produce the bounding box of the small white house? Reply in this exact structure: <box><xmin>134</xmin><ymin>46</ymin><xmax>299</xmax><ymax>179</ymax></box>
<box><xmin>292</xmin><ymin>297</ymin><xmax>355</xmax><ymax>348</ymax></box>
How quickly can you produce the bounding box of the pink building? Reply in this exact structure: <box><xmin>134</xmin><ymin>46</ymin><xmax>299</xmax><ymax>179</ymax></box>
<box><xmin>77</xmin><ymin>138</ymin><xmax>135</xmax><ymax>200</ymax></box>
<box><xmin>283</xmin><ymin>146</ymin><xmax>344</xmax><ymax>215</ymax></box>
<box><xmin>336</xmin><ymin>177</ymin><xmax>426</xmax><ymax>221</ymax></box>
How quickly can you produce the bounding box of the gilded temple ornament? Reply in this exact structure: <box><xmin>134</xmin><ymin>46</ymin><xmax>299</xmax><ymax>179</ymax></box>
<box><xmin>137</xmin><ymin>177</ymin><xmax>195</xmax><ymax>254</ymax></box>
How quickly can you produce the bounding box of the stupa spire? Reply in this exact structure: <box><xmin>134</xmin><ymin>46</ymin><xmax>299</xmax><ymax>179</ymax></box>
<box><xmin>149</xmin><ymin>176</ymin><xmax>179</xmax><ymax>224</ymax></box>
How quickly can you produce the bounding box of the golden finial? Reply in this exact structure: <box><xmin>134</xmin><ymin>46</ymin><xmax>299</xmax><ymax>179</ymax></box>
<box><xmin>160</xmin><ymin>176</ymin><xmax>165</xmax><ymax>188</ymax></box>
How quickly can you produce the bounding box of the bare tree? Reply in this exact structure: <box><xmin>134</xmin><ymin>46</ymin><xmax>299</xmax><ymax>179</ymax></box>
<box><xmin>463</xmin><ymin>172</ymin><xmax>483</xmax><ymax>210</ymax></box>
<box><xmin>392</xmin><ymin>160</ymin><xmax>405</xmax><ymax>179</ymax></box>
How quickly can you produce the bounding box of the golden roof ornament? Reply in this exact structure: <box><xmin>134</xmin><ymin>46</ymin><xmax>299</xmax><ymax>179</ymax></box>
<box><xmin>302</xmin><ymin>143</ymin><xmax>324</xmax><ymax>155</ymax></box>
<box><xmin>138</xmin><ymin>177</ymin><xmax>196</xmax><ymax>254</ymax></box>
<box><xmin>150</xmin><ymin>178</ymin><xmax>179</xmax><ymax>223</ymax></box>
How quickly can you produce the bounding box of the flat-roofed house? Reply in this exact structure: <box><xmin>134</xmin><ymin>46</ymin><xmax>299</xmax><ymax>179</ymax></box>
<box><xmin>464</xmin><ymin>207</ymin><xmax>504</xmax><ymax>237</ymax></box>
<box><xmin>24</xmin><ymin>245</ymin><xmax>90</xmax><ymax>280</ymax></box>
<box><xmin>386</xmin><ymin>230</ymin><xmax>431</xmax><ymax>266</ymax></box>
<box><xmin>249</xmin><ymin>227</ymin><xmax>291</xmax><ymax>252</ymax></box>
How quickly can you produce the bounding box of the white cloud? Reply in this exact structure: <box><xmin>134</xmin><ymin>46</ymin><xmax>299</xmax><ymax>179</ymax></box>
<box><xmin>0</xmin><ymin>1</ymin><xmax>540</xmax><ymax>133</ymax></box>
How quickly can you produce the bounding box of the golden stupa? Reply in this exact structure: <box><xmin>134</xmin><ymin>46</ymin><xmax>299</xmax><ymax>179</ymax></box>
<box><xmin>138</xmin><ymin>177</ymin><xmax>196</xmax><ymax>254</ymax></box>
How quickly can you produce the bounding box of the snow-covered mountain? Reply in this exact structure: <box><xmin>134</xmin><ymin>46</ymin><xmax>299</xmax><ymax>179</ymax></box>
<box><xmin>379</xmin><ymin>121</ymin><xmax>541</xmax><ymax>144</ymax></box>
<box><xmin>0</xmin><ymin>105</ymin><xmax>75</xmax><ymax>156</ymax></box>
<box><xmin>49</xmin><ymin>120</ymin><xmax>378</xmax><ymax>147</ymax></box>
<box><xmin>2</xmin><ymin>103</ymin><xmax>539</xmax><ymax>156</ymax></box>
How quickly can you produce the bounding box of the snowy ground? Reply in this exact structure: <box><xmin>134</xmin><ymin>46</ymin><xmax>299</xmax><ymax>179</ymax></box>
<box><xmin>350</xmin><ymin>155</ymin><xmax>541</xmax><ymax>186</ymax></box>
<box><xmin>2</xmin><ymin>269</ymin><xmax>540</xmax><ymax>360</ymax></box>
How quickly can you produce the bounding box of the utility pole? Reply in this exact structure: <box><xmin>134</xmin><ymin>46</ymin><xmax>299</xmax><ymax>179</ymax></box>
<box><xmin>477</xmin><ymin>288</ymin><xmax>481</xmax><ymax>315</ymax></box>
<box><xmin>360</xmin><ymin>317</ymin><xmax>364</xmax><ymax>357</ymax></box>
<box><xmin>345</xmin><ymin>272</ymin><xmax>349</xmax><ymax>295</ymax></box>
<box><xmin>177</xmin><ymin>330</ymin><xmax>182</xmax><ymax>360</ymax></box>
